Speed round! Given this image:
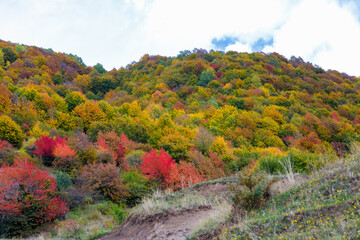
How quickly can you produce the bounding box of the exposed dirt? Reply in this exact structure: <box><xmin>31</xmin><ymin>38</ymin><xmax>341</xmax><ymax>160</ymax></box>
<box><xmin>186</xmin><ymin>182</ymin><xmax>231</xmax><ymax>199</ymax></box>
<box><xmin>99</xmin><ymin>182</ymin><xmax>232</xmax><ymax>240</ymax></box>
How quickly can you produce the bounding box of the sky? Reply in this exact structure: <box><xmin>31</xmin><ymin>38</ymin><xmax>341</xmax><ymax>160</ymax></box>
<box><xmin>0</xmin><ymin>0</ymin><xmax>360</xmax><ymax>76</ymax></box>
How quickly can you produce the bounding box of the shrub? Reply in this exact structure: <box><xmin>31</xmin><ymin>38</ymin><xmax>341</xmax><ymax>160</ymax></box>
<box><xmin>0</xmin><ymin>139</ymin><xmax>12</xmax><ymax>149</ymax></box>
<box><xmin>140</xmin><ymin>149</ymin><xmax>175</xmax><ymax>185</ymax></box>
<box><xmin>122</xmin><ymin>171</ymin><xmax>152</xmax><ymax>206</ymax></box>
<box><xmin>287</xmin><ymin>148</ymin><xmax>322</xmax><ymax>172</ymax></box>
<box><xmin>60</xmin><ymin>187</ymin><xmax>88</xmax><ymax>210</ymax></box>
<box><xmin>195</xmin><ymin>151</ymin><xmax>226</xmax><ymax>180</ymax></box>
<box><xmin>0</xmin><ymin>148</ymin><xmax>16</xmax><ymax>167</ymax></box>
<box><xmin>230</xmin><ymin>166</ymin><xmax>278</xmax><ymax>213</ymax></box>
<box><xmin>125</xmin><ymin>150</ymin><xmax>144</xmax><ymax>169</ymax></box>
<box><xmin>258</xmin><ymin>155</ymin><xmax>287</xmax><ymax>174</ymax></box>
<box><xmin>0</xmin><ymin>115</ymin><xmax>24</xmax><ymax>148</ymax></box>
<box><xmin>111</xmin><ymin>202</ymin><xmax>128</xmax><ymax>224</ymax></box>
<box><xmin>166</xmin><ymin>161</ymin><xmax>204</xmax><ymax>191</ymax></box>
<box><xmin>53</xmin><ymin>143</ymin><xmax>80</xmax><ymax>173</ymax></box>
<box><xmin>34</xmin><ymin>136</ymin><xmax>66</xmax><ymax>166</ymax></box>
<box><xmin>95</xmin><ymin>150</ymin><xmax>115</xmax><ymax>164</ymax></box>
<box><xmin>80</xmin><ymin>163</ymin><xmax>128</xmax><ymax>203</ymax></box>
<box><xmin>97</xmin><ymin>131</ymin><xmax>126</xmax><ymax>167</ymax></box>
<box><xmin>0</xmin><ymin>139</ymin><xmax>15</xmax><ymax>167</ymax></box>
<box><xmin>0</xmin><ymin>159</ymin><xmax>68</xmax><ymax>237</ymax></box>
<box><xmin>55</xmin><ymin>171</ymin><xmax>72</xmax><ymax>191</ymax></box>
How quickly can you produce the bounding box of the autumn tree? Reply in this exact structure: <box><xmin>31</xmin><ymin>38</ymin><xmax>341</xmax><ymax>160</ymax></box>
<box><xmin>194</xmin><ymin>127</ymin><xmax>214</xmax><ymax>154</ymax></box>
<box><xmin>72</xmin><ymin>101</ymin><xmax>106</xmax><ymax>131</ymax></box>
<box><xmin>0</xmin><ymin>115</ymin><xmax>24</xmax><ymax>148</ymax></box>
<box><xmin>65</xmin><ymin>91</ymin><xmax>87</xmax><ymax>111</ymax></box>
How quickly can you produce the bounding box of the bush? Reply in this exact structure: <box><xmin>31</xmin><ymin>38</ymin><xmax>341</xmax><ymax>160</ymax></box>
<box><xmin>34</xmin><ymin>136</ymin><xmax>66</xmax><ymax>166</ymax></box>
<box><xmin>0</xmin><ymin>139</ymin><xmax>16</xmax><ymax>167</ymax></box>
<box><xmin>287</xmin><ymin>148</ymin><xmax>322</xmax><ymax>172</ymax></box>
<box><xmin>80</xmin><ymin>163</ymin><xmax>128</xmax><ymax>203</ymax></box>
<box><xmin>0</xmin><ymin>159</ymin><xmax>68</xmax><ymax>237</ymax></box>
<box><xmin>195</xmin><ymin>151</ymin><xmax>226</xmax><ymax>180</ymax></box>
<box><xmin>140</xmin><ymin>149</ymin><xmax>175</xmax><ymax>185</ymax></box>
<box><xmin>53</xmin><ymin>143</ymin><xmax>80</xmax><ymax>173</ymax></box>
<box><xmin>125</xmin><ymin>150</ymin><xmax>144</xmax><ymax>169</ymax></box>
<box><xmin>111</xmin><ymin>202</ymin><xmax>128</xmax><ymax>224</ymax></box>
<box><xmin>60</xmin><ymin>187</ymin><xmax>88</xmax><ymax>210</ymax></box>
<box><xmin>0</xmin><ymin>115</ymin><xmax>24</xmax><ymax>148</ymax></box>
<box><xmin>166</xmin><ymin>161</ymin><xmax>204</xmax><ymax>191</ymax></box>
<box><xmin>55</xmin><ymin>171</ymin><xmax>72</xmax><ymax>191</ymax></box>
<box><xmin>121</xmin><ymin>171</ymin><xmax>152</xmax><ymax>206</ymax></box>
<box><xmin>258</xmin><ymin>155</ymin><xmax>287</xmax><ymax>174</ymax></box>
<box><xmin>230</xmin><ymin>166</ymin><xmax>278</xmax><ymax>213</ymax></box>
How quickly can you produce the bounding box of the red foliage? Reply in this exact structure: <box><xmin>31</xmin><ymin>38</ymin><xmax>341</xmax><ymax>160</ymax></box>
<box><xmin>0</xmin><ymin>159</ymin><xmax>68</xmax><ymax>221</ymax></box>
<box><xmin>331</xmin><ymin>112</ymin><xmax>340</xmax><ymax>122</ymax></box>
<box><xmin>53</xmin><ymin>143</ymin><xmax>79</xmax><ymax>173</ymax></box>
<box><xmin>34</xmin><ymin>136</ymin><xmax>66</xmax><ymax>157</ymax></box>
<box><xmin>34</xmin><ymin>136</ymin><xmax>66</xmax><ymax>166</ymax></box>
<box><xmin>166</xmin><ymin>161</ymin><xmax>204</xmax><ymax>191</ymax></box>
<box><xmin>97</xmin><ymin>132</ymin><xmax>127</xmax><ymax>167</ymax></box>
<box><xmin>0</xmin><ymin>139</ymin><xmax>12</xmax><ymax>150</ymax></box>
<box><xmin>140</xmin><ymin>149</ymin><xmax>175</xmax><ymax>184</ymax></box>
<box><xmin>208</xmin><ymin>151</ymin><xmax>225</xmax><ymax>169</ymax></box>
<box><xmin>355</xmin><ymin>117</ymin><xmax>360</xmax><ymax>125</ymax></box>
<box><xmin>282</xmin><ymin>136</ymin><xmax>298</xmax><ymax>147</ymax></box>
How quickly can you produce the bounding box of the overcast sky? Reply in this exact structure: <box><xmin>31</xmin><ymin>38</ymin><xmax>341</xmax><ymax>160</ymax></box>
<box><xmin>0</xmin><ymin>0</ymin><xmax>359</xmax><ymax>76</ymax></box>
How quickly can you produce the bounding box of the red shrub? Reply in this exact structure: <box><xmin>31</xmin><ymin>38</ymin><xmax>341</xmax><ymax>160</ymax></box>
<box><xmin>53</xmin><ymin>143</ymin><xmax>79</xmax><ymax>173</ymax></box>
<box><xmin>0</xmin><ymin>139</ymin><xmax>12</xmax><ymax>150</ymax></box>
<box><xmin>0</xmin><ymin>159</ymin><xmax>68</xmax><ymax>234</ymax></box>
<box><xmin>140</xmin><ymin>149</ymin><xmax>175</xmax><ymax>185</ymax></box>
<box><xmin>34</xmin><ymin>136</ymin><xmax>66</xmax><ymax>166</ymax></box>
<box><xmin>97</xmin><ymin>131</ymin><xmax>127</xmax><ymax>167</ymax></box>
<box><xmin>166</xmin><ymin>161</ymin><xmax>204</xmax><ymax>191</ymax></box>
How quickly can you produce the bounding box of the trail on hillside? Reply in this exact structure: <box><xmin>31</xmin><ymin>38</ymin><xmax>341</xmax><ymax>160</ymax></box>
<box><xmin>99</xmin><ymin>182</ymin><xmax>231</xmax><ymax>240</ymax></box>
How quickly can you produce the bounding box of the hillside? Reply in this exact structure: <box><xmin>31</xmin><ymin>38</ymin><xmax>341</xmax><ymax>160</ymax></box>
<box><xmin>1</xmin><ymin>40</ymin><xmax>360</xmax><ymax>238</ymax></box>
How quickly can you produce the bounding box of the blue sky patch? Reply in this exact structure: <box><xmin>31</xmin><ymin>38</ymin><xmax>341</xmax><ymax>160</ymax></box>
<box><xmin>211</xmin><ymin>36</ymin><xmax>239</xmax><ymax>50</ymax></box>
<box><xmin>251</xmin><ymin>37</ymin><xmax>274</xmax><ymax>52</ymax></box>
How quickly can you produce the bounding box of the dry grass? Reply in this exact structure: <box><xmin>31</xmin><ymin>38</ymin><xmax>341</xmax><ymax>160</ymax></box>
<box><xmin>189</xmin><ymin>201</ymin><xmax>233</xmax><ymax>239</ymax></box>
<box><xmin>131</xmin><ymin>189</ymin><xmax>221</xmax><ymax>217</ymax></box>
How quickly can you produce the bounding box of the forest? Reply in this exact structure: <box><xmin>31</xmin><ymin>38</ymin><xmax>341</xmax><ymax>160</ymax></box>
<box><xmin>0</xmin><ymin>39</ymin><xmax>360</xmax><ymax>238</ymax></box>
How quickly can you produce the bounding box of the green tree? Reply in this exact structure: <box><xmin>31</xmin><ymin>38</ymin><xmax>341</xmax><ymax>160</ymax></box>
<box><xmin>52</xmin><ymin>73</ymin><xmax>64</xmax><ymax>85</ymax></box>
<box><xmin>0</xmin><ymin>49</ymin><xmax>4</xmax><ymax>66</ymax></box>
<box><xmin>65</xmin><ymin>91</ymin><xmax>86</xmax><ymax>111</ymax></box>
<box><xmin>93</xmin><ymin>63</ymin><xmax>106</xmax><ymax>74</ymax></box>
<box><xmin>2</xmin><ymin>47</ymin><xmax>19</xmax><ymax>63</ymax></box>
<box><xmin>198</xmin><ymin>70</ymin><xmax>215</xmax><ymax>86</ymax></box>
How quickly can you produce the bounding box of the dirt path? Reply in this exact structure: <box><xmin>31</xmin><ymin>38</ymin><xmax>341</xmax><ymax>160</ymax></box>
<box><xmin>99</xmin><ymin>181</ymin><xmax>232</xmax><ymax>240</ymax></box>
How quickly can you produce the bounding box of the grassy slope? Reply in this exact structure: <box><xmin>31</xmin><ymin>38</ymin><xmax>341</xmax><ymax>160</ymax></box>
<box><xmin>221</xmin><ymin>149</ymin><xmax>360</xmax><ymax>240</ymax></box>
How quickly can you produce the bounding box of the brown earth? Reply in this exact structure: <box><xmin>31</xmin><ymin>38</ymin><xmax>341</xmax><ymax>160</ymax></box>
<box><xmin>99</xmin><ymin>181</ymin><xmax>232</xmax><ymax>240</ymax></box>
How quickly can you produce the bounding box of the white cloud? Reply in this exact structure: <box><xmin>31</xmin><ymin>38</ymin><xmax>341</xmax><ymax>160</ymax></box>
<box><xmin>262</xmin><ymin>0</ymin><xmax>360</xmax><ymax>75</ymax></box>
<box><xmin>225</xmin><ymin>42</ymin><xmax>252</xmax><ymax>53</ymax></box>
